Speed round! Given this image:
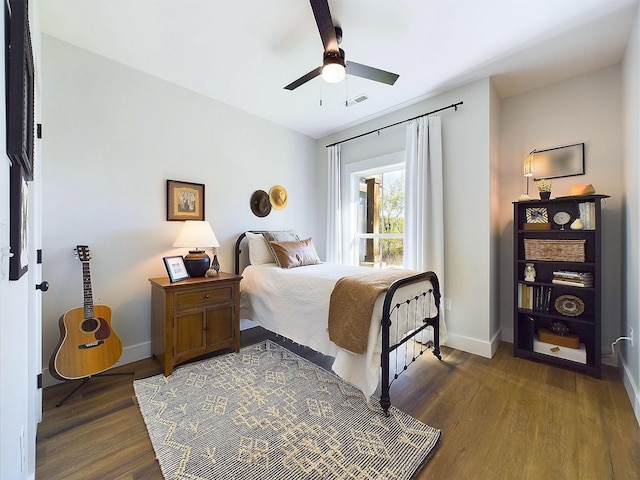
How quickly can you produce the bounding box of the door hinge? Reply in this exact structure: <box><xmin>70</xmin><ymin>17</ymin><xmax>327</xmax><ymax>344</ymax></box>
<box><xmin>37</xmin><ymin>373</ymin><xmax>42</xmax><ymax>389</ymax></box>
<box><xmin>37</xmin><ymin>124</ymin><xmax>42</xmax><ymax>139</ymax></box>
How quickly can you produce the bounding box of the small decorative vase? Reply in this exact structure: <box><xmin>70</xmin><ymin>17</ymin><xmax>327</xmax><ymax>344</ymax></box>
<box><xmin>570</xmin><ymin>218</ymin><xmax>584</xmax><ymax>230</ymax></box>
<box><xmin>524</xmin><ymin>263</ymin><xmax>536</xmax><ymax>282</ymax></box>
<box><xmin>539</xmin><ymin>191</ymin><xmax>551</xmax><ymax>200</ymax></box>
<box><xmin>205</xmin><ymin>254</ymin><xmax>221</xmax><ymax>277</ymax></box>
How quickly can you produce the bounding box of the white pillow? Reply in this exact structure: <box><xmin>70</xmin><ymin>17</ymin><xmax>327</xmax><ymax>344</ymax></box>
<box><xmin>246</xmin><ymin>232</ymin><xmax>275</xmax><ymax>265</ymax></box>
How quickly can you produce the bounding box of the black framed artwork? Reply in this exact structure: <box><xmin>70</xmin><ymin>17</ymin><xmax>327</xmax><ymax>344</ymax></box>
<box><xmin>166</xmin><ymin>180</ymin><xmax>205</xmax><ymax>221</ymax></box>
<box><xmin>9</xmin><ymin>163</ymin><xmax>28</xmax><ymax>280</ymax></box>
<box><xmin>5</xmin><ymin>0</ymin><xmax>35</xmax><ymax>181</ymax></box>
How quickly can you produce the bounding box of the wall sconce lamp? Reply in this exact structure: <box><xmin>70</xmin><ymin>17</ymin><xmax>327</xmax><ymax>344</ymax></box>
<box><xmin>522</xmin><ymin>150</ymin><xmax>535</xmax><ymax>199</ymax></box>
<box><xmin>173</xmin><ymin>220</ymin><xmax>220</xmax><ymax>277</ymax></box>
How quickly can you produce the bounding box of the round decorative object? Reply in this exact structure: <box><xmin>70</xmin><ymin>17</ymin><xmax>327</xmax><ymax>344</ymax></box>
<box><xmin>553</xmin><ymin>211</ymin><xmax>571</xmax><ymax>229</ymax></box>
<box><xmin>250</xmin><ymin>190</ymin><xmax>271</xmax><ymax>217</ymax></box>
<box><xmin>269</xmin><ymin>185</ymin><xmax>288</xmax><ymax>210</ymax></box>
<box><xmin>554</xmin><ymin>295</ymin><xmax>585</xmax><ymax>317</ymax></box>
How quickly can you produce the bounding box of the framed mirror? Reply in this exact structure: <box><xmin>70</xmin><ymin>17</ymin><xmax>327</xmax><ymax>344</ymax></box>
<box><xmin>532</xmin><ymin>142</ymin><xmax>585</xmax><ymax>180</ymax></box>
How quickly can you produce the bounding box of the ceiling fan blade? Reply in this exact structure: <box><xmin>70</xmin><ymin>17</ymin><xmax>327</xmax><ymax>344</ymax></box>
<box><xmin>310</xmin><ymin>0</ymin><xmax>339</xmax><ymax>52</ymax></box>
<box><xmin>284</xmin><ymin>66</ymin><xmax>323</xmax><ymax>90</ymax></box>
<box><xmin>346</xmin><ymin>61</ymin><xmax>399</xmax><ymax>85</ymax></box>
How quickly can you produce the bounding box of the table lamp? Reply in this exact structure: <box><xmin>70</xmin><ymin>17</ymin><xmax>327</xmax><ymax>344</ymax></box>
<box><xmin>521</xmin><ymin>150</ymin><xmax>535</xmax><ymax>200</ymax></box>
<box><xmin>172</xmin><ymin>220</ymin><xmax>220</xmax><ymax>277</ymax></box>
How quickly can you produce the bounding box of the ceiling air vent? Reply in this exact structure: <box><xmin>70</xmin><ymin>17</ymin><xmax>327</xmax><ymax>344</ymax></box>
<box><xmin>346</xmin><ymin>94</ymin><xmax>368</xmax><ymax>107</ymax></box>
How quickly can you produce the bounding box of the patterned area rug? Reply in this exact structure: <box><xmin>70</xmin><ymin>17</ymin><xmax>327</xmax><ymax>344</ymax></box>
<box><xmin>134</xmin><ymin>341</ymin><xmax>440</xmax><ymax>479</ymax></box>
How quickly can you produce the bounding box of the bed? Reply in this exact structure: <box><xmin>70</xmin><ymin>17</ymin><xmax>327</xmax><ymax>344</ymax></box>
<box><xmin>235</xmin><ymin>231</ymin><xmax>443</xmax><ymax>413</ymax></box>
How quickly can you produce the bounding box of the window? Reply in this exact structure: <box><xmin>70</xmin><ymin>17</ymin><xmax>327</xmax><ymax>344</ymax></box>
<box><xmin>344</xmin><ymin>152</ymin><xmax>405</xmax><ymax>268</ymax></box>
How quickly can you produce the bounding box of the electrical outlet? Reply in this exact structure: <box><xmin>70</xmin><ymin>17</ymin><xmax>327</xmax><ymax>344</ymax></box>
<box><xmin>444</xmin><ymin>298</ymin><xmax>452</xmax><ymax>311</ymax></box>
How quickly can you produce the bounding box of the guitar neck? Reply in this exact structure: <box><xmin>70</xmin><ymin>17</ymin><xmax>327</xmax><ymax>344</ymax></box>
<box><xmin>82</xmin><ymin>261</ymin><xmax>95</xmax><ymax>319</ymax></box>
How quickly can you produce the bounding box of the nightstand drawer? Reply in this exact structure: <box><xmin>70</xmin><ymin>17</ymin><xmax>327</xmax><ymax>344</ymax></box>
<box><xmin>175</xmin><ymin>285</ymin><xmax>233</xmax><ymax>310</ymax></box>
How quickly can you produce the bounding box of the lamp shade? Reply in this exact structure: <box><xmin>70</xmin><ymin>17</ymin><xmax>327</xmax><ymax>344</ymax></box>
<box><xmin>173</xmin><ymin>221</ymin><xmax>219</xmax><ymax>249</ymax></box>
<box><xmin>524</xmin><ymin>151</ymin><xmax>535</xmax><ymax>177</ymax></box>
<box><xmin>172</xmin><ymin>221</ymin><xmax>219</xmax><ymax>277</ymax></box>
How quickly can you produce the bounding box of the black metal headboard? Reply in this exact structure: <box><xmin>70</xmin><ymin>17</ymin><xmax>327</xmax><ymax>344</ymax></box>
<box><xmin>234</xmin><ymin>231</ymin><xmax>269</xmax><ymax>275</ymax></box>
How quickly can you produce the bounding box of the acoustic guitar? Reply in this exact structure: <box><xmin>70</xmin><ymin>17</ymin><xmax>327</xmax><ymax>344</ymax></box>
<box><xmin>50</xmin><ymin>245</ymin><xmax>123</xmax><ymax>380</ymax></box>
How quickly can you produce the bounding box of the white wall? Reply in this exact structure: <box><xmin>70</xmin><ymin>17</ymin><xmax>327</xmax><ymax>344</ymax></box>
<box><xmin>318</xmin><ymin>79</ymin><xmax>500</xmax><ymax>358</ymax></box>
<box><xmin>499</xmin><ymin>66</ymin><xmax>624</xmax><ymax>361</ymax></box>
<box><xmin>622</xmin><ymin>5</ymin><xmax>640</xmax><ymax>423</ymax></box>
<box><xmin>40</xmin><ymin>36</ymin><xmax>319</xmax><ymax>386</ymax></box>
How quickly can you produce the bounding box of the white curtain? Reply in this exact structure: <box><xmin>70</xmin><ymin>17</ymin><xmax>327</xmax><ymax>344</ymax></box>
<box><xmin>326</xmin><ymin>144</ymin><xmax>342</xmax><ymax>263</ymax></box>
<box><xmin>404</xmin><ymin>115</ymin><xmax>448</xmax><ymax>344</ymax></box>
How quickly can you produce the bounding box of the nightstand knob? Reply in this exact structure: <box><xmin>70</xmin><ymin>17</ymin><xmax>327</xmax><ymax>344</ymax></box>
<box><xmin>204</xmin><ymin>294</ymin><xmax>210</xmax><ymax>299</ymax></box>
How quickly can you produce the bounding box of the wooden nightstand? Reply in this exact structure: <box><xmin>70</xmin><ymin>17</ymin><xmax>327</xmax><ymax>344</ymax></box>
<box><xmin>149</xmin><ymin>272</ymin><xmax>242</xmax><ymax>376</ymax></box>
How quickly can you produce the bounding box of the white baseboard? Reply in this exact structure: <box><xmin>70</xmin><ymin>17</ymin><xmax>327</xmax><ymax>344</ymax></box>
<box><xmin>621</xmin><ymin>355</ymin><xmax>640</xmax><ymax>427</ymax></box>
<box><xmin>445</xmin><ymin>331</ymin><xmax>497</xmax><ymax>358</ymax></box>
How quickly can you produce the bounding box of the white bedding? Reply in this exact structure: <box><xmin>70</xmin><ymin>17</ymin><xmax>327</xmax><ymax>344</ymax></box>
<box><xmin>239</xmin><ymin>262</ymin><xmax>439</xmax><ymax>397</ymax></box>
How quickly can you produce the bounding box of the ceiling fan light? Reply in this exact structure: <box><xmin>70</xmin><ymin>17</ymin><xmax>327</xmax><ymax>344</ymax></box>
<box><xmin>322</xmin><ymin>63</ymin><xmax>345</xmax><ymax>83</ymax></box>
<box><xmin>322</xmin><ymin>50</ymin><xmax>346</xmax><ymax>83</ymax></box>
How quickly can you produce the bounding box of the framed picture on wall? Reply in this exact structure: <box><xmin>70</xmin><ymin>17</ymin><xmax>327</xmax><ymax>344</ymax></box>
<box><xmin>167</xmin><ymin>180</ymin><xmax>205</xmax><ymax>221</ymax></box>
<box><xmin>9</xmin><ymin>164</ymin><xmax>28</xmax><ymax>280</ymax></box>
<box><xmin>6</xmin><ymin>0</ymin><xmax>35</xmax><ymax>181</ymax></box>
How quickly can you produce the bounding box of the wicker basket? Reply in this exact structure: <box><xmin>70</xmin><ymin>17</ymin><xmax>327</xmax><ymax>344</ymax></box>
<box><xmin>524</xmin><ymin>239</ymin><xmax>586</xmax><ymax>262</ymax></box>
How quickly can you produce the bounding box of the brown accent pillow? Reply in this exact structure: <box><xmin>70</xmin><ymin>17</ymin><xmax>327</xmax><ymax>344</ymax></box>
<box><xmin>263</xmin><ymin>231</ymin><xmax>299</xmax><ymax>265</ymax></box>
<box><xmin>268</xmin><ymin>238</ymin><xmax>321</xmax><ymax>269</ymax></box>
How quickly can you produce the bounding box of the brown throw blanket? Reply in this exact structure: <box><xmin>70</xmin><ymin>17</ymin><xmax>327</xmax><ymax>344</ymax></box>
<box><xmin>328</xmin><ymin>269</ymin><xmax>418</xmax><ymax>354</ymax></box>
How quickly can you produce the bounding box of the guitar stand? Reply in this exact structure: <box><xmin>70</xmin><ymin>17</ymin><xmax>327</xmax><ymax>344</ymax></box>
<box><xmin>55</xmin><ymin>370</ymin><xmax>135</xmax><ymax>407</ymax></box>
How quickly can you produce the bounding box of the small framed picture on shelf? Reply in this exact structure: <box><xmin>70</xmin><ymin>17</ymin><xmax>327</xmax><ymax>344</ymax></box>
<box><xmin>526</xmin><ymin>207</ymin><xmax>548</xmax><ymax>223</ymax></box>
<box><xmin>524</xmin><ymin>207</ymin><xmax>551</xmax><ymax>230</ymax></box>
<box><xmin>163</xmin><ymin>255</ymin><xmax>190</xmax><ymax>282</ymax></box>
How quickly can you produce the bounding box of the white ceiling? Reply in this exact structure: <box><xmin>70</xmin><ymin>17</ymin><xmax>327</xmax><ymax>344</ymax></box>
<box><xmin>39</xmin><ymin>0</ymin><xmax>639</xmax><ymax>139</ymax></box>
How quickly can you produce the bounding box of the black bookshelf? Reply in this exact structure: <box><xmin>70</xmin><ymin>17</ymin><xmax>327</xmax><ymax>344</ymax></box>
<box><xmin>513</xmin><ymin>194</ymin><xmax>609</xmax><ymax>378</ymax></box>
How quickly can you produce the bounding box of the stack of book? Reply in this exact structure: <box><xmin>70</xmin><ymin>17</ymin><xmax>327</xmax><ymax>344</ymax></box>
<box><xmin>552</xmin><ymin>271</ymin><xmax>594</xmax><ymax>287</ymax></box>
<box><xmin>578</xmin><ymin>201</ymin><xmax>596</xmax><ymax>229</ymax></box>
<box><xmin>518</xmin><ymin>284</ymin><xmax>552</xmax><ymax>311</ymax></box>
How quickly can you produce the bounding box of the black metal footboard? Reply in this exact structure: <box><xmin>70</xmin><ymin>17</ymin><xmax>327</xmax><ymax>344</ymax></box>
<box><xmin>380</xmin><ymin>271</ymin><xmax>442</xmax><ymax>414</ymax></box>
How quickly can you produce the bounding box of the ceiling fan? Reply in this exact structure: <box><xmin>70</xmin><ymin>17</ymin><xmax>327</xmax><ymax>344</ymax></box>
<box><xmin>284</xmin><ymin>0</ymin><xmax>399</xmax><ymax>91</ymax></box>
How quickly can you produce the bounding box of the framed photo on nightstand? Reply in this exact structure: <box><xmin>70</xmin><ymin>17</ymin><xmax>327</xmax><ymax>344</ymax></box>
<box><xmin>163</xmin><ymin>255</ymin><xmax>190</xmax><ymax>282</ymax></box>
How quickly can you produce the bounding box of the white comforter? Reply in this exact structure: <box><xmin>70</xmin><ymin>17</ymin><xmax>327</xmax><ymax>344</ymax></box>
<box><xmin>239</xmin><ymin>263</ymin><xmax>439</xmax><ymax>397</ymax></box>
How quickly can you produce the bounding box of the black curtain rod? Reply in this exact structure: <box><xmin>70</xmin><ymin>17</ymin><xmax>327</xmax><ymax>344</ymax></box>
<box><xmin>326</xmin><ymin>101</ymin><xmax>463</xmax><ymax>148</ymax></box>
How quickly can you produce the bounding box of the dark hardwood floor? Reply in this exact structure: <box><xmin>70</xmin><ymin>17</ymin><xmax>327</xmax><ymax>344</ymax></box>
<box><xmin>36</xmin><ymin>327</ymin><xmax>640</xmax><ymax>479</ymax></box>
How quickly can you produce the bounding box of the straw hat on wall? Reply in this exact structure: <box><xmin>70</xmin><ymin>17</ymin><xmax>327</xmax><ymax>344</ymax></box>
<box><xmin>269</xmin><ymin>185</ymin><xmax>288</xmax><ymax>210</ymax></box>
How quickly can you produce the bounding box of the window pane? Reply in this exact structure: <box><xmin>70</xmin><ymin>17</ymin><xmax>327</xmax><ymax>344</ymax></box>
<box><xmin>356</xmin><ymin>168</ymin><xmax>404</xmax><ymax>268</ymax></box>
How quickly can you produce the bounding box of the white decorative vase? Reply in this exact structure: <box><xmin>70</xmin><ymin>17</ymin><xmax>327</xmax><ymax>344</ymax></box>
<box><xmin>570</xmin><ymin>218</ymin><xmax>584</xmax><ymax>230</ymax></box>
